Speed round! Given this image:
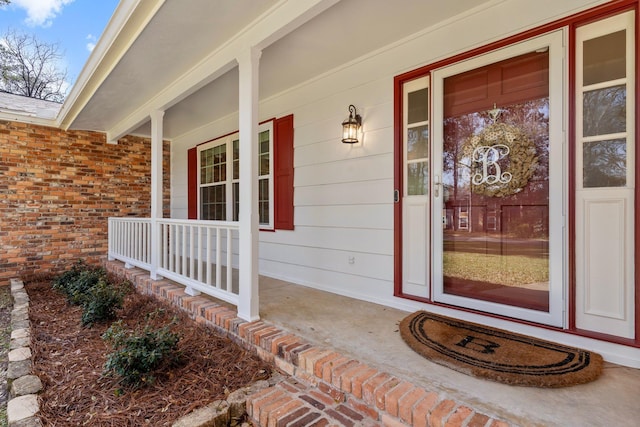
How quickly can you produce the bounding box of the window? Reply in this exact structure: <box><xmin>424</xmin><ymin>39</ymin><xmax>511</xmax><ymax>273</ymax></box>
<box><xmin>576</xmin><ymin>13</ymin><xmax>634</xmax><ymax>189</ymax></box>
<box><xmin>197</xmin><ymin>122</ymin><xmax>274</xmax><ymax>227</ymax></box>
<box><xmin>187</xmin><ymin>114</ymin><xmax>294</xmax><ymax>230</ymax></box>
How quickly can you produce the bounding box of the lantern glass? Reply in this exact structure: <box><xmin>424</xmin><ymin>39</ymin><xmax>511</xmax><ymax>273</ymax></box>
<box><xmin>341</xmin><ymin>105</ymin><xmax>361</xmax><ymax>143</ymax></box>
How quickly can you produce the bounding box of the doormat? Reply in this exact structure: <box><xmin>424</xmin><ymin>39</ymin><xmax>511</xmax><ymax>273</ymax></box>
<box><xmin>399</xmin><ymin>311</ymin><xmax>603</xmax><ymax>387</ymax></box>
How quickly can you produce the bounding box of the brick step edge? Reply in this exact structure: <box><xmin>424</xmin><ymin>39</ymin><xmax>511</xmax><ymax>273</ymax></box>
<box><xmin>105</xmin><ymin>260</ymin><xmax>513</xmax><ymax>427</ymax></box>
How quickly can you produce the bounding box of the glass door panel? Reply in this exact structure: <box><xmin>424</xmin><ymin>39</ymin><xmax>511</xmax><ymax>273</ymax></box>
<box><xmin>432</xmin><ymin>31</ymin><xmax>564</xmax><ymax>326</ymax></box>
<box><xmin>441</xmin><ymin>96</ymin><xmax>550</xmax><ymax>312</ymax></box>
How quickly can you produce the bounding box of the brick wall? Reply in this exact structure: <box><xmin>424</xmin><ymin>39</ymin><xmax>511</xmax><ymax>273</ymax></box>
<box><xmin>0</xmin><ymin>119</ymin><xmax>170</xmax><ymax>285</ymax></box>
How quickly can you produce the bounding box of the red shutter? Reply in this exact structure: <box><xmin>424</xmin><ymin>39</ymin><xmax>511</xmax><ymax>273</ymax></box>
<box><xmin>187</xmin><ymin>147</ymin><xmax>198</xmax><ymax>219</ymax></box>
<box><xmin>274</xmin><ymin>114</ymin><xmax>294</xmax><ymax>230</ymax></box>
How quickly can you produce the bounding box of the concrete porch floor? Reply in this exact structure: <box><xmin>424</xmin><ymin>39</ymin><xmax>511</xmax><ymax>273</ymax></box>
<box><xmin>258</xmin><ymin>276</ymin><xmax>640</xmax><ymax>426</ymax></box>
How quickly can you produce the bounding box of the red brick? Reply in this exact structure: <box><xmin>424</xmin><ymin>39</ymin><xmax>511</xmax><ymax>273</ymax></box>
<box><xmin>336</xmin><ymin>363</ymin><xmax>366</xmax><ymax>393</ymax></box>
<box><xmin>349</xmin><ymin>366</ymin><xmax>379</xmax><ymax>399</ymax></box>
<box><xmin>397</xmin><ymin>387</ymin><xmax>429</xmax><ymax>424</ymax></box>
<box><xmin>307</xmin><ymin>390</ymin><xmax>335</xmax><ymax>407</ymax></box>
<box><xmin>313</xmin><ymin>352</ymin><xmax>342</xmax><ymax>378</ymax></box>
<box><xmin>259</xmin><ymin>395</ymin><xmax>294</xmax><ymax>427</ymax></box>
<box><xmin>362</xmin><ymin>373</ymin><xmax>392</xmax><ymax>406</ymax></box>
<box><xmin>412</xmin><ymin>392</ymin><xmax>440</xmax><ymax>427</ymax></box>
<box><xmin>266</xmin><ymin>400</ymin><xmax>306</xmax><ymax>427</ymax></box>
<box><xmin>289</xmin><ymin>411</ymin><xmax>322</xmax><ymax>427</ymax></box>
<box><xmin>382</xmin><ymin>381</ymin><xmax>414</xmax><ymax>417</ymax></box>
<box><xmin>204</xmin><ymin>305</ymin><xmax>228</xmax><ymax>322</ymax></box>
<box><xmin>347</xmin><ymin>397</ymin><xmax>380</xmax><ymax>421</ymax></box>
<box><xmin>259</xmin><ymin>329</ymin><xmax>286</xmax><ymax>351</ymax></box>
<box><xmin>489</xmin><ymin>420</ymin><xmax>510</xmax><ymax>427</ymax></box>
<box><xmin>297</xmin><ymin>348</ymin><xmax>330</xmax><ymax>373</ymax></box>
<box><xmin>322</xmin><ymin>355</ymin><xmax>350</xmax><ymax>382</ymax></box>
<box><xmin>282</xmin><ymin>341</ymin><xmax>310</xmax><ymax>363</ymax></box>
<box><xmin>429</xmin><ymin>399</ymin><xmax>457</xmax><ymax>427</ymax></box>
<box><xmin>308</xmin><ymin>418</ymin><xmax>330</xmax><ymax>427</ymax></box>
<box><xmin>238</xmin><ymin>320</ymin><xmax>261</xmax><ymax>338</ymax></box>
<box><xmin>325</xmin><ymin>408</ymin><xmax>355</xmax><ymax>427</ymax></box>
<box><xmin>445</xmin><ymin>406</ymin><xmax>473</xmax><ymax>427</ymax></box>
<box><xmin>248</xmin><ymin>387</ymin><xmax>283</xmax><ymax>417</ymax></box>
<box><xmin>317</xmin><ymin>381</ymin><xmax>345</xmax><ymax>403</ymax></box>
<box><xmin>254</xmin><ymin>326</ymin><xmax>279</xmax><ymax>346</ymax></box>
<box><xmin>331</xmin><ymin>359</ymin><xmax>359</xmax><ymax>389</ymax></box>
<box><xmin>374</xmin><ymin>377</ymin><xmax>401</xmax><ymax>410</ymax></box>
<box><xmin>288</xmin><ymin>343</ymin><xmax>312</xmax><ymax>366</ymax></box>
<box><xmin>300</xmin><ymin>394</ymin><xmax>327</xmax><ymax>410</ymax></box>
<box><xmin>381</xmin><ymin>413</ymin><xmax>408</xmax><ymax>427</ymax></box>
<box><xmin>335</xmin><ymin>404</ymin><xmax>365</xmax><ymax>422</ymax></box>
<box><xmin>274</xmin><ymin>406</ymin><xmax>310</xmax><ymax>427</ymax></box>
<box><xmin>466</xmin><ymin>413</ymin><xmax>491</xmax><ymax>427</ymax></box>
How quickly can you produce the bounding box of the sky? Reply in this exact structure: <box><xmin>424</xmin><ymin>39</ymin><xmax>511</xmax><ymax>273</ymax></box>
<box><xmin>0</xmin><ymin>0</ymin><xmax>120</xmax><ymax>92</ymax></box>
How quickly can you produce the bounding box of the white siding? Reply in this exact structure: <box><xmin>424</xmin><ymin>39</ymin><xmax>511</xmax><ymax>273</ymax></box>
<box><xmin>171</xmin><ymin>0</ymin><xmax>607</xmax><ymax>307</ymax></box>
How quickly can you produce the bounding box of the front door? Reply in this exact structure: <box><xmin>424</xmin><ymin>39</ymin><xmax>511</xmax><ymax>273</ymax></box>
<box><xmin>430</xmin><ymin>31</ymin><xmax>565</xmax><ymax>326</ymax></box>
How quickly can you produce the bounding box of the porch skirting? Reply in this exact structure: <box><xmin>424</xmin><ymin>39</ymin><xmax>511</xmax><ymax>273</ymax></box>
<box><xmin>104</xmin><ymin>260</ymin><xmax>510</xmax><ymax>427</ymax></box>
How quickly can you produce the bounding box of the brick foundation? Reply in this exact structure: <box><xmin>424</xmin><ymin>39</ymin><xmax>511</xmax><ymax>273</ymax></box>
<box><xmin>105</xmin><ymin>260</ymin><xmax>511</xmax><ymax>427</ymax></box>
<box><xmin>0</xmin><ymin>120</ymin><xmax>170</xmax><ymax>285</ymax></box>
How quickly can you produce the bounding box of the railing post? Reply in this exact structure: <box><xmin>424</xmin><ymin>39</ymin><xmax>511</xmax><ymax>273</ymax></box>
<box><xmin>150</xmin><ymin>110</ymin><xmax>164</xmax><ymax>280</ymax></box>
<box><xmin>107</xmin><ymin>218</ymin><xmax>114</xmax><ymax>261</ymax></box>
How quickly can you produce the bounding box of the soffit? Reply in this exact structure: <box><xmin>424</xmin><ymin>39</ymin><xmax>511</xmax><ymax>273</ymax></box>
<box><xmin>66</xmin><ymin>0</ymin><xmax>489</xmax><ymax>139</ymax></box>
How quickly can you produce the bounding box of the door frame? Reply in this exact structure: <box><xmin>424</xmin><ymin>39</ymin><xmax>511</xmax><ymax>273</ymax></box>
<box><xmin>430</xmin><ymin>30</ymin><xmax>566</xmax><ymax>327</ymax></box>
<box><xmin>393</xmin><ymin>0</ymin><xmax>639</xmax><ymax>346</ymax></box>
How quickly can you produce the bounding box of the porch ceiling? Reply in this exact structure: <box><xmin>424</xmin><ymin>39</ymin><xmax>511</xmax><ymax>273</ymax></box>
<box><xmin>61</xmin><ymin>0</ymin><xmax>488</xmax><ymax>140</ymax></box>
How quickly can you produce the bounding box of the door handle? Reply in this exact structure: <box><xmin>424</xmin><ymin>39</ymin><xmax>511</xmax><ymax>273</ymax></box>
<box><xmin>434</xmin><ymin>175</ymin><xmax>441</xmax><ymax>198</ymax></box>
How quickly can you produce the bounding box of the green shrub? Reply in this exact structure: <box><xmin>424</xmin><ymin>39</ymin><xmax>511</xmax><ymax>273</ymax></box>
<box><xmin>52</xmin><ymin>260</ymin><xmax>86</xmax><ymax>296</ymax></box>
<box><xmin>53</xmin><ymin>261</ymin><xmax>107</xmax><ymax>306</ymax></box>
<box><xmin>102</xmin><ymin>318</ymin><xmax>181</xmax><ymax>388</ymax></box>
<box><xmin>54</xmin><ymin>261</ymin><xmax>133</xmax><ymax>327</ymax></box>
<box><xmin>81</xmin><ymin>278</ymin><xmax>126</xmax><ymax>327</ymax></box>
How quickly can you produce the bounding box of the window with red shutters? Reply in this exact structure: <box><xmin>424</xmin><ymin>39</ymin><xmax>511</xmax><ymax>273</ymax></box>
<box><xmin>186</xmin><ymin>115</ymin><xmax>294</xmax><ymax>230</ymax></box>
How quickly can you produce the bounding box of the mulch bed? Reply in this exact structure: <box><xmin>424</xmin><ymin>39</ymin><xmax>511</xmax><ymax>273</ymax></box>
<box><xmin>27</xmin><ymin>279</ymin><xmax>273</xmax><ymax>426</ymax></box>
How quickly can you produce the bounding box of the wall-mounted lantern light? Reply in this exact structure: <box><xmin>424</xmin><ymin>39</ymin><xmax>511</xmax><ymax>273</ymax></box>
<box><xmin>341</xmin><ymin>104</ymin><xmax>362</xmax><ymax>143</ymax></box>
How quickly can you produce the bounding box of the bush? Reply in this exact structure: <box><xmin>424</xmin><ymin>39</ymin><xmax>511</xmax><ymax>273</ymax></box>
<box><xmin>102</xmin><ymin>317</ymin><xmax>181</xmax><ymax>388</ymax></box>
<box><xmin>53</xmin><ymin>261</ymin><xmax>107</xmax><ymax>306</ymax></box>
<box><xmin>81</xmin><ymin>278</ymin><xmax>126</xmax><ymax>327</ymax></box>
<box><xmin>54</xmin><ymin>262</ymin><xmax>133</xmax><ymax>327</ymax></box>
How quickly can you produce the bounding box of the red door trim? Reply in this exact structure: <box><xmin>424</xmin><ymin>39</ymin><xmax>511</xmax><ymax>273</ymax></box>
<box><xmin>393</xmin><ymin>0</ymin><xmax>640</xmax><ymax>346</ymax></box>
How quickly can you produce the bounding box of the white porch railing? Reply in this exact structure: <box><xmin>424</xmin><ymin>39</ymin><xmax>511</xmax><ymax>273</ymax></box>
<box><xmin>108</xmin><ymin>217</ymin><xmax>240</xmax><ymax>306</ymax></box>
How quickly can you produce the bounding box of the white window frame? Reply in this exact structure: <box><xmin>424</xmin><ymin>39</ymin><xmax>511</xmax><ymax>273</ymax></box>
<box><xmin>197</xmin><ymin>121</ymin><xmax>274</xmax><ymax>228</ymax></box>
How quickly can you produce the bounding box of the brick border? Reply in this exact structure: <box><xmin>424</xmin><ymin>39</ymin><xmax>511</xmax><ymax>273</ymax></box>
<box><xmin>105</xmin><ymin>260</ymin><xmax>512</xmax><ymax>427</ymax></box>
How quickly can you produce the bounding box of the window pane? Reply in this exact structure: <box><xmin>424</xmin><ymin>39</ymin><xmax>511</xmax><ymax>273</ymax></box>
<box><xmin>407</xmin><ymin>124</ymin><xmax>429</xmax><ymax>160</ymax></box>
<box><xmin>408</xmin><ymin>88</ymin><xmax>429</xmax><ymax>124</ymax></box>
<box><xmin>200</xmin><ymin>185</ymin><xmax>226</xmax><ymax>220</ymax></box>
<box><xmin>233</xmin><ymin>182</ymin><xmax>239</xmax><ymax>221</ymax></box>
<box><xmin>259</xmin><ymin>131</ymin><xmax>270</xmax><ymax>176</ymax></box>
<box><xmin>583</xmin><ymin>139</ymin><xmax>626</xmax><ymax>188</ymax></box>
<box><xmin>583</xmin><ymin>30</ymin><xmax>625</xmax><ymax>86</ymax></box>
<box><xmin>259</xmin><ymin>178</ymin><xmax>269</xmax><ymax>224</ymax></box>
<box><xmin>583</xmin><ymin>85</ymin><xmax>626</xmax><ymax>136</ymax></box>
<box><xmin>233</xmin><ymin>139</ymin><xmax>239</xmax><ymax>180</ymax></box>
<box><xmin>408</xmin><ymin>162</ymin><xmax>428</xmax><ymax>195</ymax></box>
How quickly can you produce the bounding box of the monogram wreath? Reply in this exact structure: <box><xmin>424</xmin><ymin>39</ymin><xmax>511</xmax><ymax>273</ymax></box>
<box><xmin>461</xmin><ymin>122</ymin><xmax>538</xmax><ymax>198</ymax></box>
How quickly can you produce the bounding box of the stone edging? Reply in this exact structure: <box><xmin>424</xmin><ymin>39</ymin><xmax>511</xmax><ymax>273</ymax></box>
<box><xmin>7</xmin><ymin>279</ymin><xmax>42</xmax><ymax>427</ymax></box>
<box><xmin>5</xmin><ymin>278</ymin><xmax>275</xmax><ymax>427</ymax></box>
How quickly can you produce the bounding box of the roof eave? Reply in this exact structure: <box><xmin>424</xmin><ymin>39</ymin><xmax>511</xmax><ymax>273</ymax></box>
<box><xmin>57</xmin><ymin>0</ymin><xmax>166</xmax><ymax>131</ymax></box>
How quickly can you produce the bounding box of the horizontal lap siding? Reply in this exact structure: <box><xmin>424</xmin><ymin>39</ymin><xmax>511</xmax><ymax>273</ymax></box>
<box><xmin>170</xmin><ymin>0</ymin><xmax>606</xmax><ymax>306</ymax></box>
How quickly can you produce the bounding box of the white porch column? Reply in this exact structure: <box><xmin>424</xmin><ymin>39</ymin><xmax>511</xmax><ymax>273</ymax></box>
<box><xmin>150</xmin><ymin>110</ymin><xmax>164</xmax><ymax>280</ymax></box>
<box><xmin>237</xmin><ymin>47</ymin><xmax>261</xmax><ymax>321</ymax></box>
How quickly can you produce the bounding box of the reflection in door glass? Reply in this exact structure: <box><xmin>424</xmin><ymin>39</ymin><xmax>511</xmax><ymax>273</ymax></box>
<box><xmin>442</xmin><ymin>51</ymin><xmax>550</xmax><ymax>312</ymax></box>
